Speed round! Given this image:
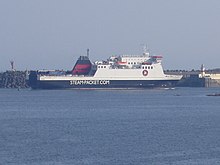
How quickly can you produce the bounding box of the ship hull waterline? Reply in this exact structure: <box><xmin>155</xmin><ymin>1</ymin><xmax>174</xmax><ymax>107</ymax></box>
<box><xmin>30</xmin><ymin>79</ymin><xmax>180</xmax><ymax>90</ymax></box>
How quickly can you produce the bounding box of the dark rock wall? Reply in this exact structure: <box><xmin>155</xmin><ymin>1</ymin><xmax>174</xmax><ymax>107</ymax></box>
<box><xmin>0</xmin><ymin>71</ymin><xmax>29</xmax><ymax>88</ymax></box>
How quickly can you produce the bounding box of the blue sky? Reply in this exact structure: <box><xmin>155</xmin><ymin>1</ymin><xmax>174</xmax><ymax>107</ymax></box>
<box><xmin>0</xmin><ymin>0</ymin><xmax>220</xmax><ymax>71</ymax></box>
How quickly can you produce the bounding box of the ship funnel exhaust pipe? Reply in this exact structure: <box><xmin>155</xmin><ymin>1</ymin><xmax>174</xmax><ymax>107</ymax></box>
<box><xmin>87</xmin><ymin>49</ymin><xmax>89</xmax><ymax>58</ymax></box>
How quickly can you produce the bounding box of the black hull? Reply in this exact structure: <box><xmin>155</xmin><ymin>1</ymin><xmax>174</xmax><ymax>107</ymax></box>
<box><xmin>30</xmin><ymin>80</ymin><xmax>179</xmax><ymax>89</ymax></box>
<box><xmin>28</xmin><ymin>71</ymin><xmax>180</xmax><ymax>89</ymax></box>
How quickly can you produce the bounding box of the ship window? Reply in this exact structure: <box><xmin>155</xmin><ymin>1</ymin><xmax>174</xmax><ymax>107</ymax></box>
<box><xmin>128</xmin><ymin>62</ymin><xmax>130</xmax><ymax>64</ymax></box>
<box><xmin>151</xmin><ymin>66</ymin><xmax>153</xmax><ymax>69</ymax></box>
<box><xmin>148</xmin><ymin>66</ymin><xmax>150</xmax><ymax>69</ymax></box>
<box><xmin>134</xmin><ymin>62</ymin><xmax>136</xmax><ymax>64</ymax></box>
<box><xmin>142</xmin><ymin>66</ymin><xmax>144</xmax><ymax>69</ymax></box>
<box><xmin>145</xmin><ymin>66</ymin><xmax>147</xmax><ymax>69</ymax></box>
<box><xmin>131</xmin><ymin>62</ymin><xmax>133</xmax><ymax>64</ymax></box>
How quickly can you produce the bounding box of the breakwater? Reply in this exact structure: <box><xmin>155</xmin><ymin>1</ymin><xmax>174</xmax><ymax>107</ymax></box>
<box><xmin>0</xmin><ymin>71</ymin><xmax>29</xmax><ymax>88</ymax></box>
<box><xmin>165</xmin><ymin>70</ymin><xmax>220</xmax><ymax>87</ymax></box>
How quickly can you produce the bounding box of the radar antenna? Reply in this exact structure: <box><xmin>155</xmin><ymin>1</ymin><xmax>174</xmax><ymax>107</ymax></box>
<box><xmin>141</xmin><ymin>44</ymin><xmax>149</xmax><ymax>56</ymax></box>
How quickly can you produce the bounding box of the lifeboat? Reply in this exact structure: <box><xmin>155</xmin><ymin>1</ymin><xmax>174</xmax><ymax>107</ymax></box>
<box><xmin>151</xmin><ymin>56</ymin><xmax>163</xmax><ymax>58</ymax></box>
<box><xmin>117</xmin><ymin>61</ymin><xmax>127</xmax><ymax>65</ymax></box>
<box><xmin>151</xmin><ymin>55</ymin><xmax>163</xmax><ymax>63</ymax></box>
<box><xmin>142</xmin><ymin>62</ymin><xmax>152</xmax><ymax>65</ymax></box>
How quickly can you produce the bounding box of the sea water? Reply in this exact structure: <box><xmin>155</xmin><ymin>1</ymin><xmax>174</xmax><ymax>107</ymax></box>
<box><xmin>0</xmin><ymin>88</ymin><xmax>220</xmax><ymax>165</ymax></box>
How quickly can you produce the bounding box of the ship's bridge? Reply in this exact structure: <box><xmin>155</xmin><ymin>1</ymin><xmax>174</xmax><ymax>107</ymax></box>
<box><xmin>118</xmin><ymin>54</ymin><xmax>150</xmax><ymax>68</ymax></box>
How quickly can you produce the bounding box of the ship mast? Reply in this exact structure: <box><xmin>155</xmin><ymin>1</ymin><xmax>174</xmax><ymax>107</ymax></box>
<box><xmin>142</xmin><ymin>44</ymin><xmax>149</xmax><ymax>56</ymax></box>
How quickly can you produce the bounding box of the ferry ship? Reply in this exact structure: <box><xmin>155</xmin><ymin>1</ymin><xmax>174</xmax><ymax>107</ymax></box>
<box><xmin>28</xmin><ymin>49</ymin><xmax>182</xmax><ymax>89</ymax></box>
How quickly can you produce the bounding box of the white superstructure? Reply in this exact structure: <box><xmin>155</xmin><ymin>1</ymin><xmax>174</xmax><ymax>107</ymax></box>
<box><xmin>39</xmin><ymin>52</ymin><xmax>181</xmax><ymax>81</ymax></box>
